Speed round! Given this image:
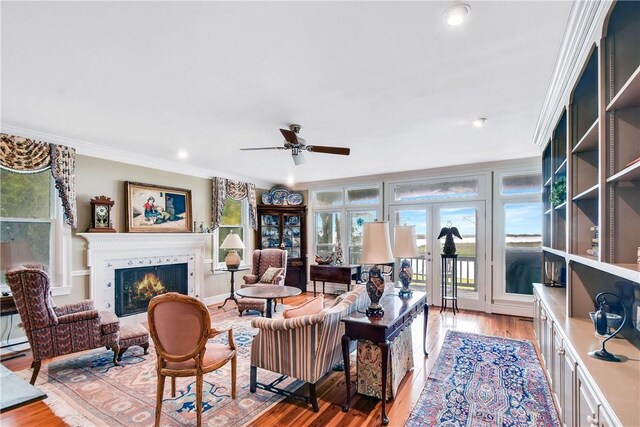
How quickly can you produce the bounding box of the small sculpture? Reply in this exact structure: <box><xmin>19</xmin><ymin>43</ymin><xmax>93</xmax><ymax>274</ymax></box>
<box><xmin>437</xmin><ymin>222</ymin><xmax>462</xmax><ymax>255</ymax></box>
<box><xmin>334</xmin><ymin>242</ymin><xmax>344</xmax><ymax>265</ymax></box>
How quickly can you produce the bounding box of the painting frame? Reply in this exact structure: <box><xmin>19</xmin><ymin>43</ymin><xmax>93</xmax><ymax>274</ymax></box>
<box><xmin>125</xmin><ymin>181</ymin><xmax>193</xmax><ymax>233</ymax></box>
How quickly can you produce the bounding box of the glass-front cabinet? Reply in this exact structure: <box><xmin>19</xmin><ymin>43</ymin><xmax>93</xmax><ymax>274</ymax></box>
<box><xmin>256</xmin><ymin>205</ymin><xmax>307</xmax><ymax>291</ymax></box>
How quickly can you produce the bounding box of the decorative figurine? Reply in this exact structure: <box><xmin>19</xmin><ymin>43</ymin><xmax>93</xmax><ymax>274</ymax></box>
<box><xmin>437</xmin><ymin>222</ymin><xmax>462</xmax><ymax>255</ymax></box>
<box><xmin>335</xmin><ymin>242</ymin><xmax>344</xmax><ymax>265</ymax></box>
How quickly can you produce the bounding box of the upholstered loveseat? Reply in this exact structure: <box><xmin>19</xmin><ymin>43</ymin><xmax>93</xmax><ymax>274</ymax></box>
<box><xmin>249</xmin><ymin>285</ymin><xmax>368</xmax><ymax>411</ymax></box>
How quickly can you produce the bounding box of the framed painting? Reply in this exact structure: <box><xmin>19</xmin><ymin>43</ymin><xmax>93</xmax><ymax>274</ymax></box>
<box><xmin>125</xmin><ymin>181</ymin><xmax>192</xmax><ymax>233</ymax></box>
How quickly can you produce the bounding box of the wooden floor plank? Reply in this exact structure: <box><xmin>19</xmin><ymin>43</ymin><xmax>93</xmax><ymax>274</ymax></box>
<box><xmin>1</xmin><ymin>292</ymin><xmax>535</xmax><ymax>426</ymax></box>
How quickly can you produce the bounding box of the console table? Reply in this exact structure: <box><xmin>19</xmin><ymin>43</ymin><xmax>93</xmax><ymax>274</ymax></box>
<box><xmin>309</xmin><ymin>264</ymin><xmax>362</xmax><ymax>296</ymax></box>
<box><xmin>341</xmin><ymin>291</ymin><xmax>428</xmax><ymax>425</ymax></box>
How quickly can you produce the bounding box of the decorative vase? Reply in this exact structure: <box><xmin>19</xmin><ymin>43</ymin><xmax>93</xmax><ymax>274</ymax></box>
<box><xmin>398</xmin><ymin>259</ymin><xmax>413</xmax><ymax>298</ymax></box>
<box><xmin>365</xmin><ymin>265</ymin><xmax>386</xmax><ymax>317</ymax></box>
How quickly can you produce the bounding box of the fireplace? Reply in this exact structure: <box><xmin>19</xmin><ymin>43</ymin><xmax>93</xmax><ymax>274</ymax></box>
<box><xmin>115</xmin><ymin>263</ymin><xmax>188</xmax><ymax>317</ymax></box>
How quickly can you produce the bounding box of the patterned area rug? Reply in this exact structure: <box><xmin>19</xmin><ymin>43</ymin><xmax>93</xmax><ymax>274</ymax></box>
<box><xmin>16</xmin><ymin>305</ymin><xmax>302</xmax><ymax>427</ymax></box>
<box><xmin>405</xmin><ymin>330</ymin><xmax>560</xmax><ymax>427</ymax></box>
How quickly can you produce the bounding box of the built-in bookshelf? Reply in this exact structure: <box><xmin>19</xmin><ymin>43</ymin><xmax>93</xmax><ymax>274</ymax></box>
<box><xmin>551</xmin><ymin>111</ymin><xmax>567</xmax><ymax>252</ymax></box>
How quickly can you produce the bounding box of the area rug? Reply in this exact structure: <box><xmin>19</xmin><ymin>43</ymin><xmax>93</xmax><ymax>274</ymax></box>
<box><xmin>405</xmin><ymin>330</ymin><xmax>560</xmax><ymax>427</ymax></box>
<box><xmin>16</xmin><ymin>305</ymin><xmax>302</xmax><ymax>427</ymax></box>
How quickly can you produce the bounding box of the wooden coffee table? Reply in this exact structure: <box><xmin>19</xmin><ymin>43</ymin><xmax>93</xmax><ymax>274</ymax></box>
<box><xmin>236</xmin><ymin>286</ymin><xmax>302</xmax><ymax>318</ymax></box>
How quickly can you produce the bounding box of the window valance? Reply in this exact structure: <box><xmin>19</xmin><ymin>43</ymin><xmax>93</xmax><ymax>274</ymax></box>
<box><xmin>0</xmin><ymin>133</ymin><xmax>77</xmax><ymax>228</ymax></box>
<box><xmin>212</xmin><ymin>177</ymin><xmax>257</xmax><ymax>230</ymax></box>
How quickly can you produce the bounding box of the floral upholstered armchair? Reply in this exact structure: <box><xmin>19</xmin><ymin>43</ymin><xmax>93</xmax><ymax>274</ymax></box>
<box><xmin>242</xmin><ymin>249</ymin><xmax>288</xmax><ymax>287</ymax></box>
<box><xmin>6</xmin><ymin>265</ymin><xmax>120</xmax><ymax>384</ymax></box>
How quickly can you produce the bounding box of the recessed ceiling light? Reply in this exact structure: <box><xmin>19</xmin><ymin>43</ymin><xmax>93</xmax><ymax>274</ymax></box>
<box><xmin>444</xmin><ymin>4</ymin><xmax>471</xmax><ymax>26</ymax></box>
<box><xmin>177</xmin><ymin>150</ymin><xmax>188</xmax><ymax>159</ymax></box>
<box><xmin>473</xmin><ymin>118</ymin><xmax>487</xmax><ymax>128</ymax></box>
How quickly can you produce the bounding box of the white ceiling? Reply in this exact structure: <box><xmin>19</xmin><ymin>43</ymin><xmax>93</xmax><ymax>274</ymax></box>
<box><xmin>1</xmin><ymin>1</ymin><xmax>571</xmax><ymax>185</ymax></box>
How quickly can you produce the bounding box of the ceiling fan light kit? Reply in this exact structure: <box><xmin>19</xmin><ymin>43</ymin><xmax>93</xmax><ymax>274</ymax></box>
<box><xmin>241</xmin><ymin>123</ymin><xmax>351</xmax><ymax>165</ymax></box>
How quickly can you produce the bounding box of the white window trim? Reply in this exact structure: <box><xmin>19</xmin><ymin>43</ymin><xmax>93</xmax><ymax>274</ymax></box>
<box><xmin>492</xmin><ymin>170</ymin><xmax>542</xmax><ymax>303</ymax></box>
<box><xmin>213</xmin><ymin>199</ymin><xmax>250</xmax><ymax>271</ymax></box>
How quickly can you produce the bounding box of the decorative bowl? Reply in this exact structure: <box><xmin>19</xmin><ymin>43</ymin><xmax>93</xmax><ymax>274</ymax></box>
<box><xmin>315</xmin><ymin>254</ymin><xmax>334</xmax><ymax>265</ymax></box>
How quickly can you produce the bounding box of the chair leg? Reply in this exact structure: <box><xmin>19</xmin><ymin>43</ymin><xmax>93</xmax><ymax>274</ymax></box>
<box><xmin>112</xmin><ymin>344</ymin><xmax>121</xmax><ymax>366</ymax></box>
<box><xmin>30</xmin><ymin>360</ymin><xmax>41</xmax><ymax>385</ymax></box>
<box><xmin>250</xmin><ymin>365</ymin><xmax>257</xmax><ymax>393</ymax></box>
<box><xmin>142</xmin><ymin>343</ymin><xmax>149</xmax><ymax>355</ymax></box>
<box><xmin>155</xmin><ymin>374</ymin><xmax>166</xmax><ymax>427</ymax></box>
<box><xmin>309</xmin><ymin>383</ymin><xmax>319</xmax><ymax>412</ymax></box>
<box><xmin>231</xmin><ymin>354</ymin><xmax>237</xmax><ymax>399</ymax></box>
<box><xmin>196</xmin><ymin>373</ymin><xmax>203</xmax><ymax>427</ymax></box>
<box><xmin>171</xmin><ymin>377</ymin><xmax>176</xmax><ymax>397</ymax></box>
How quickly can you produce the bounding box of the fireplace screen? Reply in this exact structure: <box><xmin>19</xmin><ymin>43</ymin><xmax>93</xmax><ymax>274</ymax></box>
<box><xmin>115</xmin><ymin>263</ymin><xmax>188</xmax><ymax>317</ymax></box>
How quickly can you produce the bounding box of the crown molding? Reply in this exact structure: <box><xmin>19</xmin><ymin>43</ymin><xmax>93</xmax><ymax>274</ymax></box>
<box><xmin>532</xmin><ymin>0</ymin><xmax>613</xmax><ymax>148</ymax></box>
<box><xmin>0</xmin><ymin>123</ymin><xmax>275</xmax><ymax>189</ymax></box>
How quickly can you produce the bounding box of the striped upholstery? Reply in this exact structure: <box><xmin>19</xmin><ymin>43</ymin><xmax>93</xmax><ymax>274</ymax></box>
<box><xmin>250</xmin><ymin>285</ymin><xmax>368</xmax><ymax>384</ymax></box>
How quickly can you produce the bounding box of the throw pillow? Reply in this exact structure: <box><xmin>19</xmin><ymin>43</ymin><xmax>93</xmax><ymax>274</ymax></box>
<box><xmin>259</xmin><ymin>267</ymin><xmax>284</xmax><ymax>284</ymax></box>
<box><xmin>283</xmin><ymin>295</ymin><xmax>324</xmax><ymax>319</ymax></box>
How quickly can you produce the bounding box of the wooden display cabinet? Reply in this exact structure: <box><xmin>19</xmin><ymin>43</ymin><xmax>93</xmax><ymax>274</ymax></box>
<box><xmin>256</xmin><ymin>205</ymin><xmax>307</xmax><ymax>292</ymax></box>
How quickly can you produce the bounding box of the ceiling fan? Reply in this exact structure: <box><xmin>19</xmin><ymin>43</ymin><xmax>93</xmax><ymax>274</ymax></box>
<box><xmin>240</xmin><ymin>124</ymin><xmax>351</xmax><ymax>165</ymax></box>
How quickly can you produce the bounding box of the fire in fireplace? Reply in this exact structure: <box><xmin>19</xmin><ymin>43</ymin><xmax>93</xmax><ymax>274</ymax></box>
<box><xmin>115</xmin><ymin>263</ymin><xmax>188</xmax><ymax>317</ymax></box>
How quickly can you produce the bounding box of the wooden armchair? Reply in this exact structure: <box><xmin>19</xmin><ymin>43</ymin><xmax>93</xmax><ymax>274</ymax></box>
<box><xmin>148</xmin><ymin>292</ymin><xmax>236</xmax><ymax>426</ymax></box>
<box><xmin>5</xmin><ymin>265</ymin><xmax>120</xmax><ymax>384</ymax></box>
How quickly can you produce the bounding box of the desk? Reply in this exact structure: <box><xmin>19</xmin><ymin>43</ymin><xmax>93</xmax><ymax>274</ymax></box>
<box><xmin>310</xmin><ymin>264</ymin><xmax>362</xmax><ymax>296</ymax></box>
<box><xmin>341</xmin><ymin>291</ymin><xmax>428</xmax><ymax>425</ymax></box>
<box><xmin>216</xmin><ymin>266</ymin><xmax>251</xmax><ymax>309</ymax></box>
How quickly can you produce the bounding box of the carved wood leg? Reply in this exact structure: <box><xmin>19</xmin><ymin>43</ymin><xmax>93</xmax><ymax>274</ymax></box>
<box><xmin>117</xmin><ymin>346</ymin><xmax>127</xmax><ymax>362</ymax></box>
<box><xmin>231</xmin><ymin>354</ymin><xmax>237</xmax><ymax>399</ymax></box>
<box><xmin>309</xmin><ymin>383</ymin><xmax>319</xmax><ymax>412</ymax></box>
<box><xmin>380</xmin><ymin>340</ymin><xmax>390</xmax><ymax>425</ymax></box>
<box><xmin>423</xmin><ymin>303</ymin><xmax>429</xmax><ymax>357</ymax></box>
<box><xmin>155</xmin><ymin>374</ymin><xmax>165</xmax><ymax>427</ymax></box>
<box><xmin>142</xmin><ymin>343</ymin><xmax>149</xmax><ymax>355</ymax></box>
<box><xmin>196</xmin><ymin>374</ymin><xmax>203</xmax><ymax>427</ymax></box>
<box><xmin>30</xmin><ymin>360</ymin><xmax>41</xmax><ymax>385</ymax></box>
<box><xmin>112</xmin><ymin>344</ymin><xmax>121</xmax><ymax>366</ymax></box>
<box><xmin>250</xmin><ymin>365</ymin><xmax>257</xmax><ymax>393</ymax></box>
<box><xmin>171</xmin><ymin>377</ymin><xmax>176</xmax><ymax>397</ymax></box>
<box><xmin>341</xmin><ymin>334</ymin><xmax>351</xmax><ymax>412</ymax></box>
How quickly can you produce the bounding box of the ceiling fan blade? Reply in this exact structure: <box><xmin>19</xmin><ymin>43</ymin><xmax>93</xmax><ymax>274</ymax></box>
<box><xmin>240</xmin><ymin>146</ymin><xmax>286</xmax><ymax>151</ymax></box>
<box><xmin>306</xmin><ymin>145</ymin><xmax>350</xmax><ymax>156</ymax></box>
<box><xmin>280</xmin><ymin>128</ymin><xmax>299</xmax><ymax>145</ymax></box>
<box><xmin>292</xmin><ymin>151</ymin><xmax>306</xmax><ymax>165</ymax></box>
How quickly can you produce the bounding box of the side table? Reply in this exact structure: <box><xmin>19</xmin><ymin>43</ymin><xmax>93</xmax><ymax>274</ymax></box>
<box><xmin>217</xmin><ymin>266</ymin><xmax>250</xmax><ymax>309</ymax></box>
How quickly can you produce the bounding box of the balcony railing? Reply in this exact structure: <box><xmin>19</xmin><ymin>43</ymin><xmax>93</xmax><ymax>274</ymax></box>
<box><xmin>403</xmin><ymin>256</ymin><xmax>477</xmax><ymax>292</ymax></box>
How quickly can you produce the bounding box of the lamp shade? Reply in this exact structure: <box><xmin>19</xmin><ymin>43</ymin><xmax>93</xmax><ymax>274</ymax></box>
<box><xmin>393</xmin><ymin>225</ymin><xmax>419</xmax><ymax>258</ymax></box>
<box><xmin>0</xmin><ymin>240</ymin><xmax>35</xmax><ymax>270</ymax></box>
<box><xmin>360</xmin><ymin>221</ymin><xmax>394</xmax><ymax>265</ymax></box>
<box><xmin>220</xmin><ymin>232</ymin><xmax>245</xmax><ymax>249</ymax></box>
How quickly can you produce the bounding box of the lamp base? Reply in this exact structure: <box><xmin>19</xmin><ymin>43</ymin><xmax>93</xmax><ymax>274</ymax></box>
<box><xmin>225</xmin><ymin>250</ymin><xmax>241</xmax><ymax>270</ymax></box>
<box><xmin>366</xmin><ymin>306</ymin><xmax>385</xmax><ymax>317</ymax></box>
<box><xmin>588</xmin><ymin>348</ymin><xmax>621</xmax><ymax>362</ymax></box>
<box><xmin>398</xmin><ymin>288</ymin><xmax>413</xmax><ymax>298</ymax></box>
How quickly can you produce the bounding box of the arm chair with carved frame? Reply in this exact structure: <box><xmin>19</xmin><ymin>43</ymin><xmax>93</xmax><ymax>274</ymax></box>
<box><xmin>5</xmin><ymin>265</ymin><xmax>121</xmax><ymax>385</ymax></box>
<box><xmin>147</xmin><ymin>292</ymin><xmax>236</xmax><ymax>427</ymax></box>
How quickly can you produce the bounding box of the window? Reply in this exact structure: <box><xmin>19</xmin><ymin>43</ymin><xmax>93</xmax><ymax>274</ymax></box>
<box><xmin>497</xmin><ymin>172</ymin><xmax>542</xmax><ymax>297</ymax></box>
<box><xmin>312</xmin><ymin>184</ymin><xmax>382</xmax><ymax>263</ymax></box>
<box><xmin>217</xmin><ymin>199</ymin><xmax>246</xmax><ymax>266</ymax></box>
<box><xmin>0</xmin><ymin>169</ymin><xmax>64</xmax><ymax>288</ymax></box>
<box><xmin>392</xmin><ymin>178</ymin><xmax>479</xmax><ymax>201</ymax></box>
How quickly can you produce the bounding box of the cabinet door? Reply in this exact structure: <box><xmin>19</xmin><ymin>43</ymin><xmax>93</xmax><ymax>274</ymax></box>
<box><xmin>562</xmin><ymin>347</ymin><xmax>576</xmax><ymax>427</ymax></box>
<box><xmin>577</xmin><ymin>367</ymin><xmax>600</xmax><ymax>427</ymax></box>
<box><xmin>283</xmin><ymin>213</ymin><xmax>302</xmax><ymax>260</ymax></box>
<box><xmin>598</xmin><ymin>405</ymin><xmax>616</xmax><ymax>427</ymax></box>
<box><xmin>533</xmin><ymin>293</ymin><xmax>541</xmax><ymax>342</ymax></box>
<box><xmin>260</xmin><ymin>214</ymin><xmax>281</xmax><ymax>249</ymax></box>
<box><xmin>540</xmin><ymin>306</ymin><xmax>553</xmax><ymax>368</ymax></box>
<box><xmin>551</xmin><ymin>324</ymin><xmax>564</xmax><ymax>419</ymax></box>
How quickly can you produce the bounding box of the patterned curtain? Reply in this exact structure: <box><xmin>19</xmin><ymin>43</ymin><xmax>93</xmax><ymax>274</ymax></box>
<box><xmin>212</xmin><ymin>177</ymin><xmax>258</xmax><ymax>230</ymax></box>
<box><xmin>0</xmin><ymin>133</ymin><xmax>78</xmax><ymax>228</ymax></box>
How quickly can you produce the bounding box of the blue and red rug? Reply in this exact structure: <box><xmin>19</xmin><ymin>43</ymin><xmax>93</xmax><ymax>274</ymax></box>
<box><xmin>405</xmin><ymin>330</ymin><xmax>560</xmax><ymax>427</ymax></box>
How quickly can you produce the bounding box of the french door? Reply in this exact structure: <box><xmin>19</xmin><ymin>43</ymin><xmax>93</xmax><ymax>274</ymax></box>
<box><xmin>389</xmin><ymin>201</ymin><xmax>486</xmax><ymax>311</ymax></box>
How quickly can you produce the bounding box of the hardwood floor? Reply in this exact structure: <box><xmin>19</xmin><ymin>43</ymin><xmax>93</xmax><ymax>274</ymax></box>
<box><xmin>0</xmin><ymin>292</ymin><xmax>536</xmax><ymax>427</ymax></box>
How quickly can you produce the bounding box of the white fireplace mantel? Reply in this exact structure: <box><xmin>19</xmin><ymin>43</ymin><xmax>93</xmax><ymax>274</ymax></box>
<box><xmin>77</xmin><ymin>233</ymin><xmax>208</xmax><ymax>324</ymax></box>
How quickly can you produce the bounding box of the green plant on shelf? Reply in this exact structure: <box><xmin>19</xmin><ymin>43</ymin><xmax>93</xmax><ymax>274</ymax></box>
<box><xmin>550</xmin><ymin>177</ymin><xmax>566</xmax><ymax>207</ymax></box>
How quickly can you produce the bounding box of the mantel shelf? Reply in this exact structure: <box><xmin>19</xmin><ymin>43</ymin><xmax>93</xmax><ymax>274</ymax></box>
<box><xmin>572</xmin><ymin>184</ymin><xmax>598</xmax><ymax>201</ymax></box>
<box><xmin>606</xmin><ymin>65</ymin><xmax>640</xmax><ymax>111</ymax></box>
<box><xmin>607</xmin><ymin>160</ymin><xmax>640</xmax><ymax>183</ymax></box>
<box><xmin>572</xmin><ymin>119</ymin><xmax>599</xmax><ymax>153</ymax></box>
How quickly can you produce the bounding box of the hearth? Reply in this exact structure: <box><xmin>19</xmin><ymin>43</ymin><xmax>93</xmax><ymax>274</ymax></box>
<box><xmin>115</xmin><ymin>263</ymin><xmax>188</xmax><ymax>317</ymax></box>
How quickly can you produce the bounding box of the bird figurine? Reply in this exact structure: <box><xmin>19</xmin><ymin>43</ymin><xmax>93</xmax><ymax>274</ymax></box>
<box><xmin>437</xmin><ymin>224</ymin><xmax>462</xmax><ymax>255</ymax></box>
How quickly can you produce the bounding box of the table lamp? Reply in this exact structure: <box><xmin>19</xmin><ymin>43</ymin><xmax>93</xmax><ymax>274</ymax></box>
<box><xmin>220</xmin><ymin>232</ymin><xmax>245</xmax><ymax>269</ymax></box>
<box><xmin>393</xmin><ymin>225</ymin><xmax>419</xmax><ymax>298</ymax></box>
<box><xmin>361</xmin><ymin>221</ymin><xmax>394</xmax><ymax>317</ymax></box>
